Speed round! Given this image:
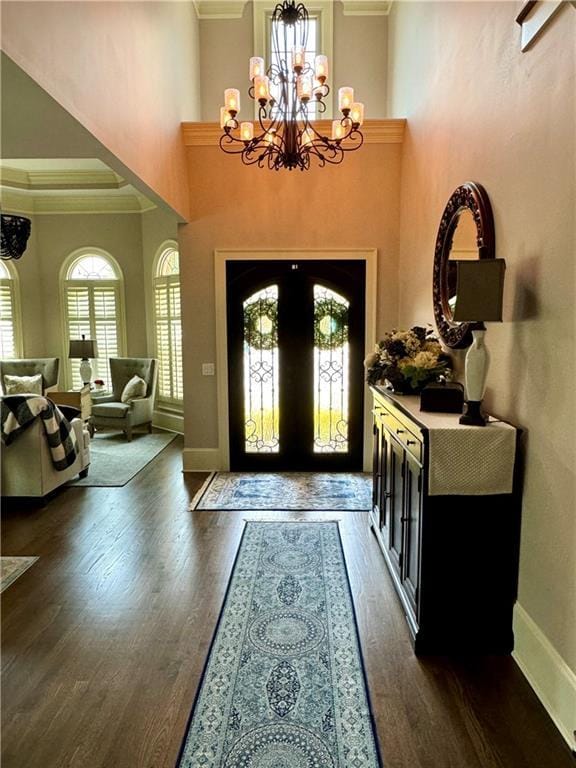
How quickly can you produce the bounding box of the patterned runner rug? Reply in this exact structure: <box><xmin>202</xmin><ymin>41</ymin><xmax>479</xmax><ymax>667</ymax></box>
<box><xmin>190</xmin><ymin>472</ymin><xmax>372</xmax><ymax>511</ymax></box>
<box><xmin>177</xmin><ymin>521</ymin><xmax>381</xmax><ymax>768</ymax></box>
<box><xmin>1</xmin><ymin>556</ymin><xmax>38</xmax><ymax>593</ymax></box>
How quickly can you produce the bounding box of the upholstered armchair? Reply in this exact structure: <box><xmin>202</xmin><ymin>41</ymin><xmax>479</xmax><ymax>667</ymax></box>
<box><xmin>91</xmin><ymin>358</ymin><xmax>158</xmax><ymax>441</ymax></box>
<box><xmin>0</xmin><ymin>358</ymin><xmax>59</xmax><ymax>395</ymax></box>
<box><xmin>1</xmin><ymin>416</ymin><xmax>90</xmax><ymax>497</ymax></box>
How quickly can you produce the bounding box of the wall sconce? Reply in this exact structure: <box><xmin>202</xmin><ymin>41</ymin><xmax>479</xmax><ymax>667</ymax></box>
<box><xmin>69</xmin><ymin>335</ymin><xmax>98</xmax><ymax>386</ymax></box>
<box><xmin>452</xmin><ymin>259</ymin><xmax>506</xmax><ymax>426</ymax></box>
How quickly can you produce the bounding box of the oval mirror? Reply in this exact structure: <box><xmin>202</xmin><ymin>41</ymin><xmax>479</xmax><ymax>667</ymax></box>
<box><xmin>433</xmin><ymin>182</ymin><xmax>495</xmax><ymax>348</ymax></box>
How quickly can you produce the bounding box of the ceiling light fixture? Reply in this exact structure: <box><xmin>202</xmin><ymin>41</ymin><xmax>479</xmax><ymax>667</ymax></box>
<box><xmin>1</xmin><ymin>214</ymin><xmax>31</xmax><ymax>260</ymax></box>
<box><xmin>219</xmin><ymin>0</ymin><xmax>365</xmax><ymax>171</ymax></box>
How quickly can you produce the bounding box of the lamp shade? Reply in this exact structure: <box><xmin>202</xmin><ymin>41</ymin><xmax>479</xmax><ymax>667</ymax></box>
<box><xmin>69</xmin><ymin>338</ymin><xmax>98</xmax><ymax>359</ymax></box>
<box><xmin>452</xmin><ymin>259</ymin><xmax>506</xmax><ymax>322</ymax></box>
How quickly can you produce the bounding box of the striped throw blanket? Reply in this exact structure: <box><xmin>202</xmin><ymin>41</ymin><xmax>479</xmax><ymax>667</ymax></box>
<box><xmin>1</xmin><ymin>395</ymin><xmax>78</xmax><ymax>471</ymax></box>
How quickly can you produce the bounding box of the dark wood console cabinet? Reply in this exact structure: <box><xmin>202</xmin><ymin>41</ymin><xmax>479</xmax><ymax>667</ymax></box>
<box><xmin>370</xmin><ymin>386</ymin><xmax>522</xmax><ymax>654</ymax></box>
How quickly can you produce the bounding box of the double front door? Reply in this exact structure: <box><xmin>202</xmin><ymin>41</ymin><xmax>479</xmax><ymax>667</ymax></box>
<box><xmin>227</xmin><ymin>260</ymin><xmax>366</xmax><ymax>471</ymax></box>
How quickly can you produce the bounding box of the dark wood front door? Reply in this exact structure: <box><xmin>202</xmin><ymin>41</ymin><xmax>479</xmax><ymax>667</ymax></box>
<box><xmin>227</xmin><ymin>259</ymin><xmax>366</xmax><ymax>471</ymax></box>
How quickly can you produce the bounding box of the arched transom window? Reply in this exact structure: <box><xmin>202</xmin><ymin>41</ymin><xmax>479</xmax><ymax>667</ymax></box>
<box><xmin>0</xmin><ymin>261</ymin><xmax>22</xmax><ymax>359</ymax></box>
<box><xmin>153</xmin><ymin>245</ymin><xmax>183</xmax><ymax>404</ymax></box>
<box><xmin>63</xmin><ymin>250</ymin><xmax>125</xmax><ymax>389</ymax></box>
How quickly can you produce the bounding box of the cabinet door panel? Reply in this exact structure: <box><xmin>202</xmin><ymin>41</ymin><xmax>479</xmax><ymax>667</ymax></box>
<box><xmin>388</xmin><ymin>438</ymin><xmax>404</xmax><ymax>575</ymax></box>
<box><xmin>372</xmin><ymin>419</ymin><xmax>382</xmax><ymax>522</ymax></box>
<box><xmin>402</xmin><ymin>452</ymin><xmax>422</xmax><ymax>617</ymax></box>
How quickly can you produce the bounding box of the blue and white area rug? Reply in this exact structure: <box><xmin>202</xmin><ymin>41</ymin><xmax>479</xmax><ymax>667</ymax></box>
<box><xmin>190</xmin><ymin>472</ymin><xmax>372</xmax><ymax>511</ymax></box>
<box><xmin>177</xmin><ymin>521</ymin><xmax>381</xmax><ymax>768</ymax></box>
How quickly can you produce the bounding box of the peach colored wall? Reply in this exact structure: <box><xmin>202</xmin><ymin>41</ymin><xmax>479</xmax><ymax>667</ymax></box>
<box><xmin>180</xmin><ymin>144</ymin><xmax>402</xmax><ymax>449</ymax></box>
<box><xmin>1</xmin><ymin>1</ymin><xmax>201</xmax><ymax>220</ymax></box>
<box><xmin>388</xmin><ymin>1</ymin><xmax>575</xmax><ymax>672</ymax></box>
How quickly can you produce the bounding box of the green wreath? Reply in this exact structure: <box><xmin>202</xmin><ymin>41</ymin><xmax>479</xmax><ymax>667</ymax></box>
<box><xmin>243</xmin><ymin>297</ymin><xmax>278</xmax><ymax>350</ymax></box>
<box><xmin>314</xmin><ymin>298</ymin><xmax>348</xmax><ymax>350</ymax></box>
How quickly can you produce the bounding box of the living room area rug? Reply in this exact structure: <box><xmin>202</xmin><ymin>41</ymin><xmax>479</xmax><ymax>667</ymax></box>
<box><xmin>176</xmin><ymin>521</ymin><xmax>381</xmax><ymax>768</ymax></box>
<box><xmin>1</xmin><ymin>556</ymin><xmax>39</xmax><ymax>593</ymax></box>
<box><xmin>69</xmin><ymin>430</ymin><xmax>178</xmax><ymax>487</ymax></box>
<box><xmin>190</xmin><ymin>472</ymin><xmax>373</xmax><ymax>511</ymax></box>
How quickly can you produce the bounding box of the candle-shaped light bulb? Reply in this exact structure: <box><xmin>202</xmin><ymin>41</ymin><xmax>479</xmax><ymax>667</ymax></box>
<box><xmin>297</xmin><ymin>75</ymin><xmax>313</xmax><ymax>102</ymax></box>
<box><xmin>338</xmin><ymin>86</ymin><xmax>354</xmax><ymax>113</ymax></box>
<box><xmin>249</xmin><ymin>56</ymin><xmax>264</xmax><ymax>81</ymax></box>
<box><xmin>350</xmin><ymin>101</ymin><xmax>365</xmax><ymax>126</ymax></box>
<box><xmin>266</xmin><ymin>129</ymin><xmax>277</xmax><ymax>146</ymax></box>
<box><xmin>220</xmin><ymin>106</ymin><xmax>231</xmax><ymax>129</ymax></box>
<box><xmin>240</xmin><ymin>122</ymin><xmax>254</xmax><ymax>142</ymax></box>
<box><xmin>301</xmin><ymin>129</ymin><xmax>314</xmax><ymax>147</ymax></box>
<box><xmin>314</xmin><ymin>54</ymin><xmax>328</xmax><ymax>83</ymax></box>
<box><xmin>332</xmin><ymin>120</ymin><xmax>345</xmax><ymax>141</ymax></box>
<box><xmin>254</xmin><ymin>75</ymin><xmax>270</xmax><ymax>104</ymax></box>
<box><xmin>224</xmin><ymin>88</ymin><xmax>240</xmax><ymax>115</ymax></box>
<box><xmin>293</xmin><ymin>45</ymin><xmax>305</xmax><ymax>72</ymax></box>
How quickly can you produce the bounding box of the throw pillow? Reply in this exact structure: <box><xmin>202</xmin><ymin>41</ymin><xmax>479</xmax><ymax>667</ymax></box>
<box><xmin>3</xmin><ymin>373</ymin><xmax>43</xmax><ymax>395</ymax></box>
<box><xmin>121</xmin><ymin>375</ymin><xmax>147</xmax><ymax>403</ymax></box>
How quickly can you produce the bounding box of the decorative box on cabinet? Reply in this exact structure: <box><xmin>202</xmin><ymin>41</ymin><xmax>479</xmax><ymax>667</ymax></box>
<box><xmin>370</xmin><ymin>385</ymin><xmax>522</xmax><ymax>655</ymax></box>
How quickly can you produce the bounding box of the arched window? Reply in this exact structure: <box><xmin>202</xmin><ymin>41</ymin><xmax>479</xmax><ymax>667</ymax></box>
<box><xmin>153</xmin><ymin>244</ymin><xmax>183</xmax><ymax>404</ymax></box>
<box><xmin>62</xmin><ymin>249</ymin><xmax>126</xmax><ymax>390</ymax></box>
<box><xmin>0</xmin><ymin>261</ymin><xmax>23</xmax><ymax>359</ymax></box>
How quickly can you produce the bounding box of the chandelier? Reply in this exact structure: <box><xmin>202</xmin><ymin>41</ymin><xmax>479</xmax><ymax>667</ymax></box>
<box><xmin>219</xmin><ymin>0</ymin><xmax>365</xmax><ymax>171</ymax></box>
<box><xmin>1</xmin><ymin>214</ymin><xmax>32</xmax><ymax>260</ymax></box>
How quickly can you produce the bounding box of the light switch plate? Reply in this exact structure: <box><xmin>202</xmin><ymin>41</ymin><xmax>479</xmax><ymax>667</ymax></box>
<box><xmin>202</xmin><ymin>363</ymin><xmax>215</xmax><ymax>376</ymax></box>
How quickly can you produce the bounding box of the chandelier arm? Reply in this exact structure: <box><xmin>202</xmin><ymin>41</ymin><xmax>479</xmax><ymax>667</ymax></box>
<box><xmin>339</xmin><ymin>128</ymin><xmax>365</xmax><ymax>152</ymax></box>
<box><xmin>219</xmin><ymin>131</ymin><xmax>252</xmax><ymax>154</ymax></box>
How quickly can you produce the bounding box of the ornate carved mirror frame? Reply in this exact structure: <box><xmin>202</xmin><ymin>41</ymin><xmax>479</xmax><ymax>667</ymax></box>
<box><xmin>432</xmin><ymin>181</ymin><xmax>496</xmax><ymax>349</ymax></box>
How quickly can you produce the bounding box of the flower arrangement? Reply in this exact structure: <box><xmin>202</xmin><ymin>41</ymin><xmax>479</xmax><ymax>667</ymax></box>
<box><xmin>93</xmin><ymin>378</ymin><xmax>105</xmax><ymax>392</ymax></box>
<box><xmin>364</xmin><ymin>326</ymin><xmax>452</xmax><ymax>393</ymax></box>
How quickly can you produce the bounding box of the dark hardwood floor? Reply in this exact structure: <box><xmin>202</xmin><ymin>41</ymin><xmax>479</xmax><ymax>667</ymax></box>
<box><xmin>1</xmin><ymin>436</ymin><xmax>572</xmax><ymax>767</ymax></box>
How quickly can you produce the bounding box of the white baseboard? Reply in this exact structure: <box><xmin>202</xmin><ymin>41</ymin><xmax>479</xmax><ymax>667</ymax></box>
<box><xmin>513</xmin><ymin>603</ymin><xmax>576</xmax><ymax>750</ymax></box>
<box><xmin>153</xmin><ymin>410</ymin><xmax>184</xmax><ymax>434</ymax></box>
<box><xmin>182</xmin><ymin>448</ymin><xmax>222</xmax><ymax>471</ymax></box>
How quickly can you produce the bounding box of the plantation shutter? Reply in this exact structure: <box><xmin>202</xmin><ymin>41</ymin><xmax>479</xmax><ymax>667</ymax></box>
<box><xmin>66</xmin><ymin>283</ymin><xmax>120</xmax><ymax>389</ymax></box>
<box><xmin>92</xmin><ymin>285</ymin><xmax>119</xmax><ymax>386</ymax></box>
<box><xmin>0</xmin><ymin>282</ymin><xmax>16</xmax><ymax>359</ymax></box>
<box><xmin>154</xmin><ymin>276</ymin><xmax>182</xmax><ymax>403</ymax></box>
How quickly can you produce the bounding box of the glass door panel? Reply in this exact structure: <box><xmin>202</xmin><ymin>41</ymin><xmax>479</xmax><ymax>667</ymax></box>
<box><xmin>243</xmin><ymin>285</ymin><xmax>280</xmax><ymax>453</ymax></box>
<box><xmin>313</xmin><ymin>285</ymin><xmax>350</xmax><ymax>453</ymax></box>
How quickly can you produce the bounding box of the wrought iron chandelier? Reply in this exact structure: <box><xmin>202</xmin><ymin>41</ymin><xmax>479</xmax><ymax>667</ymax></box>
<box><xmin>0</xmin><ymin>214</ymin><xmax>32</xmax><ymax>260</ymax></box>
<box><xmin>219</xmin><ymin>0</ymin><xmax>365</xmax><ymax>171</ymax></box>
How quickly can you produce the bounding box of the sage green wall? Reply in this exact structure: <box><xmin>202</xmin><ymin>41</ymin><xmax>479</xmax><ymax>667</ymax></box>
<box><xmin>15</xmin><ymin>213</ymin><xmax>148</xmax><ymax>386</ymax></box>
<box><xmin>388</xmin><ymin>1</ymin><xmax>576</xmax><ymax>673</ymax></box>
<box><xmin>141</xmin><ymin>207</ymin><xmax>180</xmax><ymax>358</ymax></box>
<box><xmin>11</xmin><ymin>216</ymin><xmax>45</xmax><ymax>358</ymax></box>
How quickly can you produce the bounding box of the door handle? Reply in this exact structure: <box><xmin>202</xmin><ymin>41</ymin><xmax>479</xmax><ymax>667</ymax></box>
<box><xmin>406</xmin><ymin>439</ymin><xmax>417</xmax><ymax>445</ymax></box>
<box><xmin>396</xmin><ymin>428</ymin><xmax>405</xmax><ymax>434</ymax></box>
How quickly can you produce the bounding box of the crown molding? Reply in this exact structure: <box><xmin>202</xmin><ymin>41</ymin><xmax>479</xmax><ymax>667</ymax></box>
<box><xmin>0</xmin><ymin>187</ymin><xmax>155</xmax><ymax>215</ymax></box>
<box><xmin>0</xmin><ymin>166</ymin><xmax>29</xmax><ymax>189</ymax></box>
<box><xmin>341</xmin><ymin>1</ymin><xmax>393</xmax><ymax>16</ymax></box>
<box><xmin>0</xmin><ymin>166</ymin><xmax>125</xmax><ymax>191</ymax></box>
<box><xmin>181</xmin><ymin>119</ymin><xmax>406</xmax><ymax>147</ymax></box>
<box><xmin>193</xmin><ymin>1</ymin><xmax>249</xmax><ymax>19</ymax></box>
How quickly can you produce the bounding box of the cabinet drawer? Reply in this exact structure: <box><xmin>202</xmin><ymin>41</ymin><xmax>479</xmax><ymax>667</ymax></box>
<box><xmin>375</xmin><ymin>406</ymin><xmax>423</xmax><ymax>463</ymax></box>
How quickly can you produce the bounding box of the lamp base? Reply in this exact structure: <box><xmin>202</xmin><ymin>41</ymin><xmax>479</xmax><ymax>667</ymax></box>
<box><xmin>459</xmin><ymin>400</ymin><xmax>487</xmax><ymax>427</ymax></box>
<box><xmin>79</xmin><ymin>358</ymin><xmax>93</xmax><ymax>386</ymax></box>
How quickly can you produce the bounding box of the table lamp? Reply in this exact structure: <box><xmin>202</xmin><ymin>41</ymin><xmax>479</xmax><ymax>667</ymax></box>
<box><xmin>452</xmin><ymin>259</ymin><xmax>506</xmax><ymax>426</ymax></box>
<box><xmin>69</xmin><ymin>335</ymin><xmax>98</xmax><ymax>386</ymax></box>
